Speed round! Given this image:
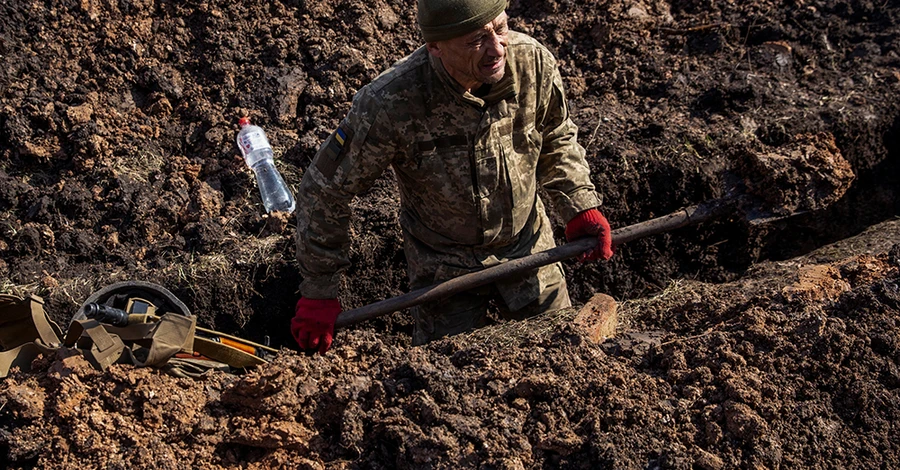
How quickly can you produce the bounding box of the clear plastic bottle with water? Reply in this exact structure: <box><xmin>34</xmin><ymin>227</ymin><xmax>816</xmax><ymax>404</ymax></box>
<box><xmin>236</xmin><ymin>117</ymin><xmax>295</xmax><ymax>214</ymax></box>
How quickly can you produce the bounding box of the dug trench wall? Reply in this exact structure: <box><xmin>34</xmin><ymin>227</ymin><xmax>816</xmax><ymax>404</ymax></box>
<box><xmin>1</xmin><ymin>0</ymin><xmax>900</xmax><ymax>468</ymax></box>
<box><xmin>0</xmin><ymin>0</ymin><xmax>898</xmax><ymax>340</ymax></box>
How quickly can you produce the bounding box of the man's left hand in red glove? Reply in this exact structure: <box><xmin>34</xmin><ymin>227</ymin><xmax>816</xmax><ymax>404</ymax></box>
<box><xmin>565</xmin><ymin>208</ymin><xmax>614</xmax><ymax>261</ymax></box>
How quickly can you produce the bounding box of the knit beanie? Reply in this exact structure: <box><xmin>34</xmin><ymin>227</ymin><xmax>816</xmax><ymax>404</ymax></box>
<box><xmin>417</xmin><ymin>0</ymin><xmax>508</xmax><ymax>42</ymax></box>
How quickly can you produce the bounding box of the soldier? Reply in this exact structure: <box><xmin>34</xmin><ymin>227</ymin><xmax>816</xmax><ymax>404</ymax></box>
<box><xmin>292</xmin><ymin>0</ymin><xmax>614</xmax><ymax>354</ymax></box>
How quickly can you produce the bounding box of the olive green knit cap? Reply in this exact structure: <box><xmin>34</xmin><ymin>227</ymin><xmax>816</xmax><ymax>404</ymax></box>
<box><xmin>417</xmin><ymin>0</ymin><xmax>508</xmax><ymax>42</ymax></box>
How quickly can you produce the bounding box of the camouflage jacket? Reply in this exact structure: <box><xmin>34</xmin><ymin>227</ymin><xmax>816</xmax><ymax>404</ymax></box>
<box><xmin>296</xmin><ymin>31</ymin><xmax>602</xmax><ymax>299</ymax></box>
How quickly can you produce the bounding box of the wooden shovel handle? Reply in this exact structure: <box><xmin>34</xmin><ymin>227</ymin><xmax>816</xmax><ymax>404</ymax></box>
<box><xmin>335</xmin><ymin>199</ymin><xmax>727</xmax><ymax>327</ymax></box>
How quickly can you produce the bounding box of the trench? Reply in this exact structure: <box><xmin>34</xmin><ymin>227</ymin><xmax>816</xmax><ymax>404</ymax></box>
<box><xmin>759</xmin><ymin>114</ymin><xmax>900</xmax><ymax>261</ymax></box>
<box><xmin>233</xmin><ymin>108</ymin><xmax>900</xmax><ymax>349</ymax></box>
<box><xmin>574</xmin><ymin>109</ymin><xmax>900</xmax><ymax>306</ymax></box>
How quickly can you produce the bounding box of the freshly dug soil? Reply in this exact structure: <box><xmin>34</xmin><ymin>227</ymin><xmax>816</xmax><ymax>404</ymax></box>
<box><xmin>1</xmin><ymin>0</ymin><xmax>899</xmax><ymax>468</ymax></box>
<box><xmin>2</xmin><ymin>224</ymin><xmax>899</xmax><ymax>469</ymax></box>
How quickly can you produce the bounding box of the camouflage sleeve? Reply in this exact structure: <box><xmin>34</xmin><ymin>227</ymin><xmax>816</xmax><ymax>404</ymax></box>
<box><xmin>295</xmin><ymin>90</ymin><xmax>397</xmax><ymax>299</ymax></box>
<box><xmin>535</xmin><ymin>62</ymin><xmax>603</xmax><ymax>224</ymax></box>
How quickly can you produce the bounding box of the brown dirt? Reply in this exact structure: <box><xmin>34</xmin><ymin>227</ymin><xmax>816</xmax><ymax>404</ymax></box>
<box><xmin>1</xmin><ymin>0</ymin><xmax>900</xmax><ymax>468</ymax></box>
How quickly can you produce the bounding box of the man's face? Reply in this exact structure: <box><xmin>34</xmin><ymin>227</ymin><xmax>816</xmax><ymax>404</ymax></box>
<box><xmin>427</xmin><ymin>12</ymin><xmax>510</xmax><ymax>92</ymax></box>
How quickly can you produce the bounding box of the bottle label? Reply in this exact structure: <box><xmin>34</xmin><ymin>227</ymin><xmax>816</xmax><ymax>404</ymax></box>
<box><xmin>239</xmin><ymin>130</ymin><xmax>271</xmax><ymax>153</ymax></box>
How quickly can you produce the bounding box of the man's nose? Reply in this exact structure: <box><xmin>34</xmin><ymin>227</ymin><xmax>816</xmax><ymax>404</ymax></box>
<box><xmin>486</xmin><ymin>33</ymin><xmax>506</xmax><ymax>57</ymax></box>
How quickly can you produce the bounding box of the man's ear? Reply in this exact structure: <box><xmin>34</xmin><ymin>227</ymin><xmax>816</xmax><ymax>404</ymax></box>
<box><xmin>426</xmin><ymin>42</ymin><xmax>443</xmax><ymax>58</ymax></box>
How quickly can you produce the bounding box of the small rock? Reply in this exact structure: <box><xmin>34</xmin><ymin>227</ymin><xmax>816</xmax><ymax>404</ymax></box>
<box><xmin>695</xmin><ymin>449</ymin><xmax>725</xmax><ymax>470</ymax></box>
<box><xmin>627</xmin><ymin>6</ymin><xmax>651</xmax><ymax>22</ymax></box>
<box><xmin>275</xmin><ymin>68</ymin><xmax>307</xmax><ymax>124</ymax></box>
<box><xmin>147</xmin><ymin>94</ymin><xmax>172</xmax><ymax>116</ymax></box>
<box><xmin>574</xmin><ymin>293</ymin><xmax>618</xmax><ymax>343</ymax></box>
<box><xmin>66</xmin><ymin>104</ymin><xmax>93</xmax><ymax>125</ymax></box>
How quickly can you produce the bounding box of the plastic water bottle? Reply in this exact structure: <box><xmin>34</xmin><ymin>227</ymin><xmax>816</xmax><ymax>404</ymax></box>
<box><xmin>236</xmin><ymin>117</ymin><xmax>296</xmax><ymax>214</ymax></box>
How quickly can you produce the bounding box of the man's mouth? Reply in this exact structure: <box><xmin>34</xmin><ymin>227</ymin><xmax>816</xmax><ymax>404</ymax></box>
<box><xmin>482</xmin><ymin>56</ymin><xmax>504</xmax><ymax>74</ymax></box>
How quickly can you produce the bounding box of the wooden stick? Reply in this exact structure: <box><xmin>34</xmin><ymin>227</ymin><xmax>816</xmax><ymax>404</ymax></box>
<box><xmin>659</xmin><ymin>23</ymin><xmax>725</xmax><ymax>36</ymax></box>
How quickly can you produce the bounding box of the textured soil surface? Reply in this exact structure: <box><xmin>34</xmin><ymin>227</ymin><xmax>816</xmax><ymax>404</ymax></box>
<box><xmin>1</xmin><ymin>0</ymin><xmax>900</xmax><ymax>468</ymax></box>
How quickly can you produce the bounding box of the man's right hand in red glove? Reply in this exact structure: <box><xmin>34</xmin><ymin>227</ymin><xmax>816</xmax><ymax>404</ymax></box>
<box><xmin>291</xmin><ymin>297</ymin><xmax>342</xmax><ymax>355</ymax></box>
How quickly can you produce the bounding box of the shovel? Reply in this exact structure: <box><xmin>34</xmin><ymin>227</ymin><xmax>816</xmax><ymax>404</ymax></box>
<box><xmin>336</xmin><ymin>198</ymin><xmax>748</xmax><ymax>327</ymax></box>
<box><xmin>336</xmin><ymin>126</ymin><xmax>862</xmax><ymax>328</ymax></box>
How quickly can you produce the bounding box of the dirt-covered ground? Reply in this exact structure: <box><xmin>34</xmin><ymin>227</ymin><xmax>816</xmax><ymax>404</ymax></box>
<box><xmin>1</xmin><ymin>0</ymin><xmax>899</xmax><ymax>468</ymax></box>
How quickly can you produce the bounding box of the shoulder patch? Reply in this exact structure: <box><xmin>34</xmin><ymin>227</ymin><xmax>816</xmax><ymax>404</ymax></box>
<box><xmin>317</xmin><ymin>122</ymin><xmax>354</xmax><ymax>179</ymax></box>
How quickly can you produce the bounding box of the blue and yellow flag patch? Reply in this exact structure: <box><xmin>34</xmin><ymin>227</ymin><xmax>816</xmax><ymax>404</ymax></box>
<box><xmin>317</xmin><ymin>122</ymin><xmax>353</xmax><ymax>179</ymax></box>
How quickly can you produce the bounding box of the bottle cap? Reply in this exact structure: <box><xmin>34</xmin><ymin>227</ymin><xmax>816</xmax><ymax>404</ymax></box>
<box><xmin>238</xmin><ymin>117</ymin><xmax>251</xmax><ymax>127</ymax></box>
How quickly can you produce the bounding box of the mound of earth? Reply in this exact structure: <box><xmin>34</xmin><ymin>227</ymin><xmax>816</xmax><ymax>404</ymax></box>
<box><xmin>2</xmin><ymin>223</ymin><xmax>899</xmax><ymax>468</ymax></box>
<box><xmin>1</xmin><ymin>0</ymin><xmax>899</xmax><ymax>468</ymax></box>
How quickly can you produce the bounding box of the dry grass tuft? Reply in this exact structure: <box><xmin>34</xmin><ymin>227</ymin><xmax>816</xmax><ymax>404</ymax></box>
<box><xmin>0</xmin><ymin>280</ymin><xmax>41</xmax><ymax>299</ymax></box>
<box><xmin>616</xmin><ymin>279</ymin><xmax>693</xmax><ymax>330</ymax></box>
<box><xmin>108</xmin><ymin>142</ymin><xmax>166</xmax><ymax>183</ymax></box>
<box><xmin>465</xmin><ymin>306</ymin><xmax>580</xmax><ymax>348</ymax></box>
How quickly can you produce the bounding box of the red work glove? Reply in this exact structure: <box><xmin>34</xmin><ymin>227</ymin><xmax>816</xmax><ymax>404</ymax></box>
<box><xmin>565</xmin><ymin>208</ymin><xmax>614</xmax><ymax>262</ymax></box>
<box><xmin>291</xmin><ymin>297</ymin><xmax>342</xmax><ymax>355</ymax></box>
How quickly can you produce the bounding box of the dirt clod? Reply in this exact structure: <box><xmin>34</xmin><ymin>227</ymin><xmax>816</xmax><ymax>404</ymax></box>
<box><xmin>573</xmin><ymin>293</ymin><xmax>618</xmax><ymax>343</ymax></box>
<box><xmin>738</xmin><ymin>132</ymin><xmax>856</xmax><ymax>216</ymax></box>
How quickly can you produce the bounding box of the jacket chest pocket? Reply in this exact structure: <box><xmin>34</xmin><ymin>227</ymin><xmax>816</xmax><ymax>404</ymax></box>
<box><xmin>473</xmin><ymin>151</ymin><xmax>500</xmax><ymax>198</ymax></box>
<box><xmin>506</xmin><ymin>125</ymin><xmax>541</xmax><ymax>193</ymax></box>
<box><xmin>475</xmin><ymin>113</ymin><xmax>516</xmax><ymax>198</ymax></box>
<box><xmin>501</xmin><ymin>124</ymin><xmax>542</xmax><ymax>231</ymax></box>
<box><xmin>407</xmin><ymin>136</ymin><xmax>474</xmax><ymax>199</ymax></box>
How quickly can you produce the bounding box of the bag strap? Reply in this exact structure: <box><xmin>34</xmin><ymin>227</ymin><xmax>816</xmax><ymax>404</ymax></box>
<box><xmin>0</xmin><ymin>294</ymin><xmax>62</xmax><ymax>350</ymax></box>
<box><xmin>130</xmin><ymin>313</ymin><xmax>196</xmax><ymax>367</ymax></box>
<box><xmin>164</xmin><ymin>357</ymin><xmax>231</xmax><ymax>379</ymax></box>
<box><xmin>0</xmin><ymin>295</ymin><xmax>66</xmax><ymax>378</ymax></box>
<box><xmin>64</xmin><ymin>313</ymin><xmax>197</xmax><ymax>369</ymax></box>
<box><xmin>64</xmin><ymin>319</ymin><xmax>126</xmax><ymax>370</ymax></box>
<box><xmin>0</xmin><ymin>341</ymin><xmax>57</xmax><ymax>378</ymax></box>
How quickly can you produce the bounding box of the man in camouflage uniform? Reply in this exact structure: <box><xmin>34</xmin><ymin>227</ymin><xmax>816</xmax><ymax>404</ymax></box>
<box><xmin>292</xmin><ymin>0</ymin><xmax>614</xmax><ymax>353</ymax></box>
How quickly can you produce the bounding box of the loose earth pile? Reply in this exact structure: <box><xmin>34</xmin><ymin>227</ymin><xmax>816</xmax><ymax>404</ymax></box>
<box><xmin>1</xmin><ymin>0</ymin><xmax>899</xmax><ymax>468</ymax></box>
